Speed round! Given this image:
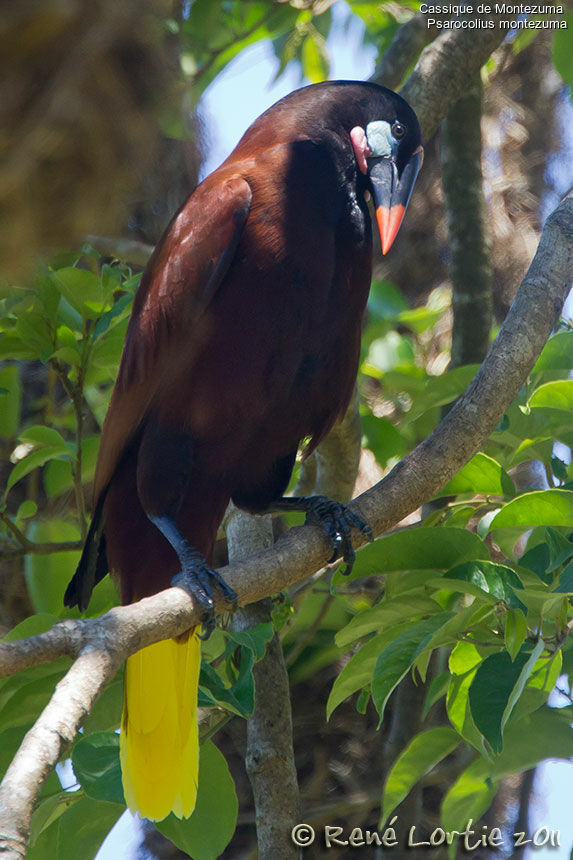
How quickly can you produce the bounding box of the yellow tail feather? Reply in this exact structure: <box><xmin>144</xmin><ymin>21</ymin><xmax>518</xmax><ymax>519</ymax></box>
<box><xmin>120</xmin><ymin>630</ymin><xmax>201</xmax><ymax>821</ymax></box>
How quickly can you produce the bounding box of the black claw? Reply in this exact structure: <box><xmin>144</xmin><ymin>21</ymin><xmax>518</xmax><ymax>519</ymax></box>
<box><xmin>171</xmin><ymin>561</ymin><xmax>238</xmax><ymax>639</ymax></box>
<box><xmin>301</xmin><ymin>496</ymin><xmax>372</xmax><ymax>577</ymax></box>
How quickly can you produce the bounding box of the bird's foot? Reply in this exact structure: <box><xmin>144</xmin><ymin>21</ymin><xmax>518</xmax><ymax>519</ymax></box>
<box><xmin>171</xmin><ymin>551</ymin><xmax>238</xmax><ymax>639</ymax></box>
<box><xmin>302</xmin><ymin>496</ymin><xmax>373</xmax><ymax>575</ymax></box>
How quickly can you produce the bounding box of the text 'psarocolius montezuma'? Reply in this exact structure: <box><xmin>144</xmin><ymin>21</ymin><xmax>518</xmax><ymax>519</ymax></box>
<box><xmin>65</xmin><ymin>80</ymin><xmax>423</xmax><ymax>821</ymax></box>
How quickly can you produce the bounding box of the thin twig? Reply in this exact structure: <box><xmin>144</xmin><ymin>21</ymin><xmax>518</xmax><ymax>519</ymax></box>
<box><xmin>0</xmin><ymin>512</ymin><xmax>82</xmax><ymax>558</ymax></box>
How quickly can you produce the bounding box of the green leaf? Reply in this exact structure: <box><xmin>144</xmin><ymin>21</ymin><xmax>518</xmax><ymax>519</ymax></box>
<box><xmin>44</xmin><ymin>434</ymin><xmax>99</xmax><ymax>499</ymax></box>
<box><xmin>19</xmin><ymin>425</ymin><xmax>68</xmax><ymax>448</ymax></box>
<box><xmin>490</xmin><ymin>705</ymin><xmax>573</xmax><ymax>778</ymax></box>
<box><xmin>447</xmin><ymin>642</ymin><xmax>485</xmax><ymax>751</ymax></box>
<box><xmin>54</xmin><ymin>325</ymin><xmax>81</xmax><ymax>366</ymax></box>
<box><xmin>0</xmin><ymin>661</ymin><xmax>71</xmax><ymax>731</ymax></box>
<box><xmin>397</xmin><ymin>306</ymin><xmax>443</xmax><ymax>335</ymax></box>
<box><xmin>90</xmin><ymin>321</ymin><xmax>128</xmax><ymax>370</ymax></box>
<box><xmin>441</xmin><ymin>759</ymin><xmax>496</xmax><ymax>833</ymax></box>
<box><xmin>27</xmin><ymin>805</ymin><xmax>69</xmax><ymax>859</ymax></box>
<box><xmin>83</xmin><ymin>678</ymin><xmax>123</xmax><ymax>733</ymax></box>
<box><xmin>372</xmin><ymin>613</ymin><xmax>454</xmax><ymax>724</ymax></box>
<box><xmin>341</xmin><ymin>527</ymin><xmax>488</xmax><ymax>583</ymax></box>
<box><xmin>93</xmin><ymin>290</ymin><xmax>135</xmax><ymax>337</ymax></box>
<box><xmin>423</xmin><ymin>603</ymin><xmax>494</xmax><ymax>652</ymax></box>
<box><xmin>552</xmin><ymin>14</ymin><xmax>573</xmax><ymax>87</ymax></box>
<box><xmin>335</xmin><ymin>595</ymin><xmax>444</xmax><ymax>648</ymax></box>
<box><xmin>442</xmin><ymin>561</ymin><xmax>525</xmax><ymax>611</ymax></box>
<box><xmin>301</xmin><ymin>31</ymin><xmax>328</xmax><ymax>82</ymax></box>
<box><xmin>52</xmin><ymin>268</ymin><xmax>108</xmax><ymax>318</ymax></box>
<box><xmin>422</xmin><ymin>671</ymin><xmax>450</xmax><ymax>719</ymax></box>
<box><xmin>6</xmin><ymin>444</ymin><xmax>71</xmax><ymax>493</ymax></box>
<box><xmin>367</xmin><ymin>280</ymin><xmax>408</xmax><ymax>320</ymax></box>
<box><xmin>468</xmin><ymin>642</ymin><xmax>544</xmax><ymax>753</ymax></box>
<box><xmin>0</xmin><ymin>334</ymin><xmax>41</xmax><ymax>361</ymax></box>
<box><xmin>533</xmin><ymin>329</ymin><xmax>573</xmax><ymax>371</ymax></box>
<box><xmin>29</xmin><ymin>792</ymin><xmax>80</xmax><ymax>847</ymax></box>
<box><xmin>545</xmin><ymin>526</ymin><xmax>573</xmax><ymax>570</ymax></box>
<box><xmin>224</xmin><ymin>622</ymin><xmax>274</xmax><ymax>659</ymax></box>
<box><xmin>504</xmin><ymin>609</ymin><xmax>527</xmax><ymax>661</ymax></box>
<box><xmin>529</xmin><ymin>379</ymin><xmax>573</xmax><ymax>413</ymax></box>
<box><xmin>72</xmin><ymin>732</ymin><xmax>125</xmax><ymax>804</ymax></box>
<box><xmin>24</xmin><ymin>519</ymin><xmax>81</xmax><ymax>615</ymax></box>
<box><xmin>2</xmin><ymin>613</ymin><xmax>60</xmax><ymax>641</ymax></box>
<box><xmin>157</xmin><ymin>741</ymin><xmax>238</xmax><ymax>860</ymax></box>
<box><xmin>519</xmin><ymin>541</ymin><xmax>550</xmax><ymax>580</ymax></box>
<box><xmin>489</xmin><ymin>490</ymin><xmax>573</xmax><ymax>531</ymax></box>
<box><xmin>29</xmin><ymin>796</ymin><xmax>125</xmax><ymax>860</ymax></box>
<box><xmin>405</xmin><ymin>365</ymin><xmax>479</xmax><ymax>421</ymax></box>
<box><xmin>444</xmin><ymin>506</ymin><xmax>475</xmax><ymax>529</ymax></box>
<box><xmin>511</xmin><ymin>651</ymin><xmax>562</xmax><ymax>722</ymax></box>
<box><xmin>499</xmin><ymin>640</ymin><xmax>544</xmax><ymax>733</ymax></box>
<box><xmin>364</xmin><ymin>331</ymin><xmax>415</xmax><ymax>375</ymax></box>
<box><xmin>0</xmin><ymin>726</ymin><xmax>32</xmax><ymax>780</ymax></box>
<box><xmin>57</xmin><ymin>296</ymin><xmax>84</xmax><ymax>332</ymax></box>
<box><xmin>361</xmin><ymin>412</ymin><xmax>405</xmax><ymax>467</ymax></box>
<box><xmin>0</xmin><ymin>366</ymin><xmax>22</xmax><ymax>438</ymax></box>
<box><xmin>327</xmin><ymin>627</ymin><xmax>405</xmax><ymax>719</ymax></box>
<box><xmin>17</xmin><ymin>499</ymin><xmax>38</xmax><ymax>520</ymax></box>
<box><xmin>437</xmin><ymin>453</ymin><xmax>514</xmax><ymax>498</ymax></box>
<box><xmin>554</xmin><ymin>562</ymin><xmax>573</xmax><ymax>593</ymax></box>
<box><xmin>381</xmin><ymin>727</ymin><xmax>460</xmax><ymax>826</ymax></box>
<box><xmin>198</xmin><ymin>649</ymin><xmax>254</xmax><ymax>717</ymax></box>
<box><xmin>15</xmin><ymin>312</ymin><xmax>54</xmax><ymax>360</ymax></box>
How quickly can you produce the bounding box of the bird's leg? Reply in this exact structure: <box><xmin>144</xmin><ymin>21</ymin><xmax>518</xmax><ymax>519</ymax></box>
<box><xmin>151</xmin><ymin>515</ymin><xmax>237</xmax><ymax>637</ymax></box>
<box><xmin>137</xmin><ymin>421</ymin><xmax>237</xmax><ymax>636</ymax></box>
<box><xmin>266</xmin><ymin>496</ymin><xmax>373</xmax><ymax>575</ymax></box>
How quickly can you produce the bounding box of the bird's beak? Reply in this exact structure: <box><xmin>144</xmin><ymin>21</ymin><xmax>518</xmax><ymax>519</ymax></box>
<box><xmin>368</xmin><ymin>145</ymin><xmax>423</xmax><ymax>255</ymax></box>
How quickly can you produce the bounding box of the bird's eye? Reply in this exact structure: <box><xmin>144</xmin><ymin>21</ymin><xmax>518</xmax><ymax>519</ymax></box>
<box><xmin>392</xmin><ymin>121</ymin><xmax>405</xmax><ymax>139</ymax></box>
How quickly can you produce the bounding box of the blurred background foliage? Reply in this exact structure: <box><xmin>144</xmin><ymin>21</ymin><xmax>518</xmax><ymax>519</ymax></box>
<box><xmin>2</xmin><ymin>1</ymin><xmax>573</xmax><ymax>858</ymax></box>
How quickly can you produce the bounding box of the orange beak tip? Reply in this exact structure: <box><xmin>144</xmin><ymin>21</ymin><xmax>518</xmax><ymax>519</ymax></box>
<box><xmin>376</xmin><ymin>204</ymin><xmax>406</xmax><ymax>256</ymax></box>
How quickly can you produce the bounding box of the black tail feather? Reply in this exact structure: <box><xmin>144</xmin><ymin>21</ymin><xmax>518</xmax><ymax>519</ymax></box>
<box><xmin>64</xmin><ymin>496</ymin><xmax>108</xmax><ymax>611</ymax></box>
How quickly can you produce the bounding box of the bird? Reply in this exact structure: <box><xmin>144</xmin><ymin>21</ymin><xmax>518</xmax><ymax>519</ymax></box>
<box><xmin>64</xmin><ymin>80</ymin><xmax>423</xmax><ymax>822</ymax></box>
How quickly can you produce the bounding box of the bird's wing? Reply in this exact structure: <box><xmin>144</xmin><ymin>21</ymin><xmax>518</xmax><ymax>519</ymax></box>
<box><xmin>93</xmin><ymin>173</ymin><xmax>252</xmax><ymax>502</ymax></box>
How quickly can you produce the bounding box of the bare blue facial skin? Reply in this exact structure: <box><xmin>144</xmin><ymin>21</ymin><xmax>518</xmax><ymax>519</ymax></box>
<box><xmin>365</xmin><ymin>120</ymin><xmax>395</xmax><ymax>159</ymax></box>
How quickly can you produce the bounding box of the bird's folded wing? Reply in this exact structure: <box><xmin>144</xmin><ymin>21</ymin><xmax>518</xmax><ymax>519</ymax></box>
<box><xmin>93</xmin><ymin>173</ymin><xmax>252</xmax><ymax>502</ymax></box>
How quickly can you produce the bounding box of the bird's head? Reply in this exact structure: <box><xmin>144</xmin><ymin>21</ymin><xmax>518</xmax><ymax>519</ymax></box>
<box><xmin>349</xmin><ymin>98</ymin><xmax>423</xmax><ymax>255</ymax></box>
<box><xmin>233</xmin><ymin>81</ymin><xmax>422</xmax><ymax>254</ymax></box>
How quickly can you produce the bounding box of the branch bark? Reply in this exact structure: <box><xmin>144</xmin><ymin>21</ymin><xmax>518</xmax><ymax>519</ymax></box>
<box><xmin>227</xmin><ymin>509</ymin><xmax>300</xmax><ymax>860</ymax></box>
<box><xmin>399</xmin><ymin>14</ymin><xmax>507</xmax><ymax>142</ymax></box>
<box><xmin>371</xmin><ymin>12</ymin><xmax>437</xmax><ymax>92</ymax></box>
<box><xmin>314</xmin><ymin>386</ymin><xmax>362</xmax><ymax>503</ymax></box>
<box><xmin>441</xmin><ymin>76</ymin><xmax>493</xmax><ymax>367</ymax></box>
<box><xmin>1</xmin><ymin>190</ymin><xmax>572</xmax><ymax>857</ymax></box>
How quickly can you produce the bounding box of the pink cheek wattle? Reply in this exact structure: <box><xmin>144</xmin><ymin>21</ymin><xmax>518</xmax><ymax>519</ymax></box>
<box><xmin>350</xmin><ymin>126</ymin><xmax>370</xmax><ymax>175</ymax></box>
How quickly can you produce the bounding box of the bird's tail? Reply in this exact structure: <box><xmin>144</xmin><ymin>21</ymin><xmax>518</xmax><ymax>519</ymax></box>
<box><xmin>120</xmin><ymin>629</ymin><xmax>201</xmax><ymax>821</ymax></box>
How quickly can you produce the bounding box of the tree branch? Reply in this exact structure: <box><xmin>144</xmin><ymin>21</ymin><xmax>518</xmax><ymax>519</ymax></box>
<box><xmin>227</xmin><ymin>508</ymin><xmax>300</xmax><ymax>860</ymax></box>
<box><xmin>400</xmin><ymin>14</ymin><xmax>507</xmax><ymax>141</ymax></box>
<box><xmin>371</xmin><ymin>12</ymin><xmax>437</xmax><ymax>92</ymax></box>
<box><xmin>0</xmin><ymin>512</ymin><xmax>82</xmax><ymax>560</ymax></box>
<box><xmin>313</xmin><ymin>386</ymin><xmax>362</xmax><ymax>503</ymax></box>
<box><xmin>441</xmin><ymin>76</ymin><xmax>493</xmax><ymax>367</ymax></box>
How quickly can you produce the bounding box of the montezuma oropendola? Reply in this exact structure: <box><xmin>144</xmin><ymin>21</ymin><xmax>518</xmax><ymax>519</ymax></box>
<box><xmin>65</xmin><ymin>80</ymin><xmax>422</xmax><ymax>821</ymax></box>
